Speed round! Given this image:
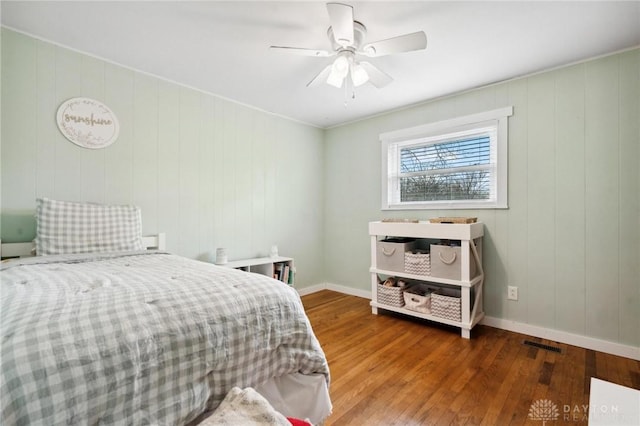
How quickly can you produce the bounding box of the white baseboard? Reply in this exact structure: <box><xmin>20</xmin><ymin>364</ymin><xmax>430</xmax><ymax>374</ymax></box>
<box><xmin>481</xmin><ymin>316</ymin><xmax>640</xmax><ymax>361</ymax></box>
<box><xmin>296</xmin><ymin>284</ymin><xmax>329</xmax><ymax>297</ymax></box>
<box><xmin>300</xmin><ymin>283</ymin><xmax>640</xmax><ymax>361</ymax></box>
<box><xmin>296</xmin><ymin>282</ymin><xmax>371</xmax><ymax>299</ymax></box>
<box><xmin>325</xmin><ymin>283</ymin><xmax>371</xmax><ymax>299</ymax></box>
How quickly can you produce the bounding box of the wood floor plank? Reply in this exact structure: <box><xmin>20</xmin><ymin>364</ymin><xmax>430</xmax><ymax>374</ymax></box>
<box><xmin>478</xmin><ymin>342</ymin><xmax>531</xmax><ymax>425</ymax></box>
<box><xmin>301</xmin><ymin>291</ymin><xmax>639</xmax><ymax>425</ymax></box>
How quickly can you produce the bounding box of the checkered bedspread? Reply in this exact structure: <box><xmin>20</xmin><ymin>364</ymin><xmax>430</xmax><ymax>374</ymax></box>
<box><xmin>1</xmin><ymin>252</ymin><xmax>329</xmax><ymax>425</ymax></box>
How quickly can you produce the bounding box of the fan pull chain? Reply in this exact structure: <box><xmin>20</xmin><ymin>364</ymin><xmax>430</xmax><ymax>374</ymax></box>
<box><xmin>343</xmin><ymin>75</ymin><xmax>356</xmax><ymax>107</ymax></box>
<box><xmin>343</xmin><ymin>78</ymin><xmax>348</xmax><ymax>107</ymax></box>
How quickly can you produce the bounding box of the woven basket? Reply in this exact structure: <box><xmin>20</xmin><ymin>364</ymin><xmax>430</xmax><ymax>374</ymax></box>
<box><xmin>404</xmin><ymin>251</ymin><xmax>431</xmax><ymax>275</ymax></box>
<box><xmin>431</xmin><ymin>290</ymin><xmax>461</xmax><ymax>322</ymax></box>
<box><xmin>377</xmin><ymin>283</ymin><xmax>405</xmax><ymax>307</ymax></box>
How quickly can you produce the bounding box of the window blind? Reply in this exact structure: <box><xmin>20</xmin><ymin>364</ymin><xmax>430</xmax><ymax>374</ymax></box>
<box><xmin>397</xmin><ymin>128</ymin><xmax>495</xmax><ymax>202</ymax></box>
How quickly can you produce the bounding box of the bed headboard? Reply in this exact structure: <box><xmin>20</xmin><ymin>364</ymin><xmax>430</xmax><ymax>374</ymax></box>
<box><xmin>0</xmin><ymin>233</ymin><xmax>167</xmax><ymax>259</ymax></box>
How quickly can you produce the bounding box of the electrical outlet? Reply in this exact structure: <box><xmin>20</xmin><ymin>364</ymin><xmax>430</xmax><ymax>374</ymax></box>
<box><xmin>507</xmin><ymin>286</ymin><xmax>518</xmax><ymax>301</ymax></box>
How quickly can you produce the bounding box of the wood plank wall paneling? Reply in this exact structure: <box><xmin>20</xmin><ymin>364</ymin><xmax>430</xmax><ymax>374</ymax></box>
<box><xmin>323</xmin><ymin>48</ymin><xmax>640</xmax><ymax>349</ymax></box>
<box><xmin>617</xmin><ymin>51</ymin><xmax>640</xmax><ymax>347</ymax></box>
<box><xmin>489</xmin><ymin>83</ymin><xmax>510</xmax><ymax>321</ymax></box>
<box><xmin>54</xmin><ymin>47</ymin><xmax>84</xmax><ymax>202</ymax></box>
<box><xmin>0</xmin><ymin>28</ymin><xmax>325</xmax><ymax>286</ymax></box>
<box><xmin>3</xmin><ymin>30</ymin><xmax>37</xmax><ymax>221</ymax></box>
<box><xmin>526</xmin><ymin>73</ymin><xmax>556</xmax><ymax>329</ymax></box>
<box><xmin>585</xmin><ymin>56</ymin><xmax>621</xmax><ymax>342</ymax></box>
<box><xmin>35</xmin><ymin>40</ymin><xmax>57</xmax><ymax>201</ymax></box>
<box><xmin>105</xmin><ymin>64</ymin><xmax>136</xmax><ymax>204</ymax></box>
<box><xmin>198</xmin><ymin>95</ymin><xmax>216</xmax><ymax>260</ymax></box>
<box><xmin>505</xmin><ymin>78</ymin><xmax>529</xmax><ymax>325</ymax></box>
<box><xmin>132</xmin><ymin>73</ymin><xmax>160</xmax><ymax>234</ymax></box>
<box><xmin>555</xmin><ymin>64</ymin><xmax>587</xmax><ymax>336</ymax></box>
<box><xmin>250</xmin><ymin>113</ymin><xmax>267</xmax><ymax>256</ymax></box>
<box><xmin>156</xmin><ymin>81</ymin><xmax>181</xmax><ymax>253</ymax></box>
<box><xmin>80</xmin><ymin>55</ymin><xmax>107</xmax><ymax>204</ymax></box>
<box><xmin>177</xmin><ymin>88</ymin><xmax>201</xmax><ymax>259</ymax></box>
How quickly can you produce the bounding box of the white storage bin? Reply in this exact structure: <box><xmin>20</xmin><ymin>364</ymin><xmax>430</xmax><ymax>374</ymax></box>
<box><xmin>403</xmin><ymin>284</ymin><xmax>434</xmax><ymax>314</ymax></box>
<box><xmin>430</xmin><ymin>244</ymin><xmax>476</xmax><ymax>280</ymax></box>
<box><xmin>376</xmin><ymin>238</ymin><xmax>416</xmax><ymax>272</ymax></box>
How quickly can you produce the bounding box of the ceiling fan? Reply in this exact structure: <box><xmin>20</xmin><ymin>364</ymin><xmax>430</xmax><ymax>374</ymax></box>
<box><xmin>270</xmin><ymin>2</ymin><xmax>427</xmax><ymax>90</ymax></box>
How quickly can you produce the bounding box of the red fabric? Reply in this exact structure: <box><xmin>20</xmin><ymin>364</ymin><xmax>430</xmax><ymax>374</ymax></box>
<box><xmin>287</xmin><ymin>418</ymin><xmax>312</xmax><ymax>426</ymax></box>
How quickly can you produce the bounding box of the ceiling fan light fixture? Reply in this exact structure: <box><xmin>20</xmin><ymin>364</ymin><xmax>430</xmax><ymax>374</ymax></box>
<box><xmin>331</xmin><ymin>54</ymin><xmax>349</xmax><ymax>75</ymax></box>
<box><xmin>327</xmin><ymin>53</ymin><xmax>350</xmax><ymax>87</ymax></box>
<box><xmin>351</xmin><ymin>62</ymin><xmax>369</xmax><ymax>87</ymax></box>
<box><xmin>326</xmin><ymin>71</ymin><xmax>344</xmax><ymax>88</ymax></box>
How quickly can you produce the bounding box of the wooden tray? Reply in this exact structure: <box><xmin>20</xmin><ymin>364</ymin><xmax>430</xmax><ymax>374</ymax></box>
<box><xmin>429</xmin><ymin>217</ymin><xmax>477</xmax><ymax>224</ymax></box>
<box><xmin>381</xmin><ymin>218</ymin><xmax>419</xmax><ymax>223</ymax></box>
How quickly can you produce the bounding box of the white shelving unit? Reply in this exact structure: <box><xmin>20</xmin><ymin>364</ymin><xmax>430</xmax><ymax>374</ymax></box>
<box><xmin>223</xmin><ymin>256</ymin><xmax>295</xmax><ymax>286</ymax></box>
<box><xmin>369</xmin><ymin>221</ymin><xmax>484</xmax><ymax>338</ymax></box>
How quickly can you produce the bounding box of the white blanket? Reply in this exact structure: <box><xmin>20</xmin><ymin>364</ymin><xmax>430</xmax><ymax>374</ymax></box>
<box><xmin>200</xmin><ymin>387</ymin><xmax>291</xmax><ymax>426</ymax></box>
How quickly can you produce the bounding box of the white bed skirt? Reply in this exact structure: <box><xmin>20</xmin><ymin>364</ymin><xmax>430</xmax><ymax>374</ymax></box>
<box><xmin>255</xmin><ymin>373</ymin><xmax>332</xmax><ymax>425</ymax></box>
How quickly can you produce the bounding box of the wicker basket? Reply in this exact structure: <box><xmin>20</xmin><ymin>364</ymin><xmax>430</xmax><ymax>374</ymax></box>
<box><xmin>431</xmin><ymin>289</ymin><xmax>461</xmax><ymax>322</ymax></box>
<box><xmin>404</xmin><ymin>251</ymin><xmax>431</xmax><ymax>275</ymax></box>
<box><xmin>377</xmin><ymin>283</ymin><xmax>405</xmax><ymax>307</ymax></box>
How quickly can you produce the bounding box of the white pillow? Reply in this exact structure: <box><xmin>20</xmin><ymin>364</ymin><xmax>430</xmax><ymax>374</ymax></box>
<box><xmin>35</xmin><ymin>198</ymin><xmax>144</xmax><ymax>255</ymax></box>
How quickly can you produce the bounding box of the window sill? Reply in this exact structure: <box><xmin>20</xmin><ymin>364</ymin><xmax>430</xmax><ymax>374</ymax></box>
<box><xmin>383</xmin><ymin>201</ymin><xmax>508</xmax><ymax>210</ymax></box>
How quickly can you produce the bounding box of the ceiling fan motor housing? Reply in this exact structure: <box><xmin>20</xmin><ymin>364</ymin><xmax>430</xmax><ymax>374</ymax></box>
<box><xmin>328</xmin><ymin>21</ymin><xmax>367</xmax><ymax>52</ymax></box>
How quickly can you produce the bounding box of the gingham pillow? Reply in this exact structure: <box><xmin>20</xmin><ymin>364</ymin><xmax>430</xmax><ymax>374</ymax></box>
<box><xmin>35</xmin><ymin>198</ymin><xmax>145</xmax><ymax>255</ymax></box>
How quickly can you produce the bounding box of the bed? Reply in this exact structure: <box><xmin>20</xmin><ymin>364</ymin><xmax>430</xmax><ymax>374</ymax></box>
<box><xmin>0</xmin><ymin>198</ymin><xmax>331</xmax><ymax>425</ymax></box>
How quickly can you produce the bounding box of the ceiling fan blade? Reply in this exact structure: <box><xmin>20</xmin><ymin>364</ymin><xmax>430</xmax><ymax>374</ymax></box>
<box><xmin>359</xmin><ymin>62</ymin><xmax>393</xmax><ymax>88</ymax></box>
<box><xmin>361</xmin><ymin>31</ymin><xmax>427</xmax><ymax>57</ymax></box>
<box><xmin>270</xmin><ymin>46</ymin><xmax>333</xmax><ymax>57</ymax></box>
<box><xmin>327</xmin><ymin>3</ymin><xmax>354</xmax><ymax>46</ymax></box>
<box><xmin>307</xmin><ymin>64</ymin><xmax>333</xmax><ymax>87</ymax></box>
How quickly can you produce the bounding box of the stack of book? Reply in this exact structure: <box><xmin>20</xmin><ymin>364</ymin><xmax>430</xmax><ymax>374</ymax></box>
<box><xmin>273</xmin><ymin>262</ymin><xmax>294</xmax><ymax>286</ymax></box>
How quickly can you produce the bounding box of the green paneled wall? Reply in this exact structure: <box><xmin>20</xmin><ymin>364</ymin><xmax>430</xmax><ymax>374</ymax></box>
<box><xmin>1</xmin><ymin>27</ymin><xmax>638</xmax><ymax>349</ymax></box>
<box><xmin>0</xmin><ymin>28</ymin><xmax>325</xmax><ymax>287</ymax></box>
<box><xmin>324</xmin><ymin>49</ymin><xmax>639</xmax><ymax>347</ymax></box>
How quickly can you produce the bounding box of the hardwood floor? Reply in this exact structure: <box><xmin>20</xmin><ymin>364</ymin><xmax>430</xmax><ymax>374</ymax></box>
<box><xmin>301</xmin><ymin>291</ymin><xmax>640</xmax><ymax>426</ymax></box>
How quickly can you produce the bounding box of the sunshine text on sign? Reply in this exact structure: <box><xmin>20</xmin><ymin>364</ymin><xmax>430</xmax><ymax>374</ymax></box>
<box><xmin>64</xmin><ymin>113</ymin><xmax>112</xmax><ymax>126</ymax></box>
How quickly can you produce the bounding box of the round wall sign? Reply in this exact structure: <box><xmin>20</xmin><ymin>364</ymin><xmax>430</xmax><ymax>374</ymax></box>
<box><xmin>56</xmin><ymin>97</ymin><xmax>119</xmax><ymax>149</ymax></box>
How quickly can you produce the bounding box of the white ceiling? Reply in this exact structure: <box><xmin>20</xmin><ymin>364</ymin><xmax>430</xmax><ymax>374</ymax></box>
<box><xmin>2</xmin><ymin>1</ymin><xmax>639</xmax><ymax>128</ymax></box>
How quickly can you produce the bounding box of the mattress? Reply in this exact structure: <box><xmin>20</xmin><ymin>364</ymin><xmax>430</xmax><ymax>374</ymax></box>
<box><xmin>0</xmin><ymin>251</ymin><xmax>330</xmax><ymax>425</ymax></box>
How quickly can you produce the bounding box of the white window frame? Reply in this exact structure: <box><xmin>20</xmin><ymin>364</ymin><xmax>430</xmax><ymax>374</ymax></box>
<box><xmin>381</xmin><ymin>106</ymin><xmax>513</xmax><ymax>210</ymax></box>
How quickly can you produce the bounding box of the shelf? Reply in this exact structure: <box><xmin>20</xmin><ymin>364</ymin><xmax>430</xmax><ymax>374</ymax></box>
<box><xmin>369</xmin><ymin>221</ymin><xmax>484</xmax><ymax>339</ymax></box>
<box><xmin>370</xmin><ymin>301</ymin><xmax>485</xmax><ymax>330</ymax></box>
<box><xmin>223</xmin><ymin>256</ymin><xmax>295</xmax><ymax>286</ymax></box>
<box><xmin>369</xmin><ymin>267</ymin><xmax>483</xmax><ymax>288</ymax></box>
<box><xmin>224</xmin><ymin>256</ymin><xmax>293</xmax><ymax>269</ymax></box>
<box><xmin>369</xmin><ymin>221</ymin><xmax>484</xmax><ymax>240</ymax></box>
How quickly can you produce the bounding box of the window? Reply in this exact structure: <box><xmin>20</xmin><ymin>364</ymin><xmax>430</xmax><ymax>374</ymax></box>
<box><xmin>381</xmin><ymin>107</ymin><xmax>513</xmax><ymax>210</ymax></box>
